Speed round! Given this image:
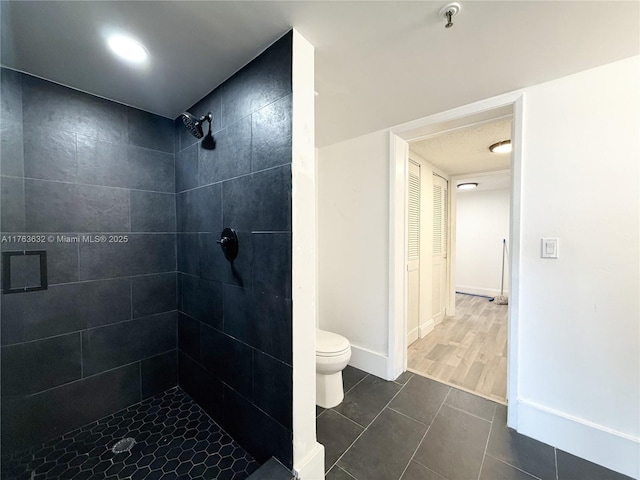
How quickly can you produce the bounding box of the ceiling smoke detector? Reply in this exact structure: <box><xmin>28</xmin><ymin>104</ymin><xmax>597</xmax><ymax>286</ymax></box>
<box><xmin>439</xmin><ymin>2</ymin><xmax>461</xmax><ymax>29</ymax></box>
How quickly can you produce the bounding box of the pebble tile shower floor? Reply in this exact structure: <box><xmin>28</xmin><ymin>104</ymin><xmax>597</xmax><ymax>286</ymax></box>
<box><xmin>1</xmin><ymin>388</ymin><xmax>259</xmax><ymax>480</ymax></box>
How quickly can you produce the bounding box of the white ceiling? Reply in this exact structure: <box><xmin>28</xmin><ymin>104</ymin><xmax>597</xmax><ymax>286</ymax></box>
<box><xmin>410</xmin><ymin>117</ymin><xmax>512</xmax><ymax>176</ymax></box>
<box><xmin>2</xmin><ymin>1</ymin><xmax>638</xmax><ymax>148</ymax></box>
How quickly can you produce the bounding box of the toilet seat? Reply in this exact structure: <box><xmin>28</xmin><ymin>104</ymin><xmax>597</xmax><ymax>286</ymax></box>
<box><xmin>316</xmin><ymin>329</ymin><xmax>350</xmax><ymax>357</ymax></box>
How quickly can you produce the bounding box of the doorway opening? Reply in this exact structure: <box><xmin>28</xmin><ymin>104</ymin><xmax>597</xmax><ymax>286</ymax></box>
<box><xmin>388</xmin><ymin>92</ymin><xmax>523</xmax><ymax>426</ymax></box>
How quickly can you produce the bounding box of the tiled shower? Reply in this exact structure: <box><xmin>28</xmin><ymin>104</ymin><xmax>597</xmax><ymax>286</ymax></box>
<box><xmin>1</xmin><ymin>31</ymin><xmax>293</xmax><ymax>479</ymax></box>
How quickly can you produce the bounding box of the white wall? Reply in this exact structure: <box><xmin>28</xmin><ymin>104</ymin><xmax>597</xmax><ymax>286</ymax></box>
<box><xmin>456</xmin><ymin>188</ymin><xmax>510</xmax><ymax>297</ymax></box>
<box><xmin>317</xmin><ymin>129</ymin><xmax>390</xmax><ymax>375</ymax></box>
<box><xmin>317</xmin><ymin>56</ymin><xmax>639</xmax><ymax>477</ymax></box>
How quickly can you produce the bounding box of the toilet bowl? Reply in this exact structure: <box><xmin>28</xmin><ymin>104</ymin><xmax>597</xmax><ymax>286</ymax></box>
<box><xmin>316</xmin><ymin>329</ymin><xmax>351</xmax><ymax>408</ymax></box>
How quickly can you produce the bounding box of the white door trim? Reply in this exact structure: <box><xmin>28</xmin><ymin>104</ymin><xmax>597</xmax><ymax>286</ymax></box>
<box><xmin>388</xmin><ymin>90</ymin><xmax>524</xmax><ymax>429</ymax></box>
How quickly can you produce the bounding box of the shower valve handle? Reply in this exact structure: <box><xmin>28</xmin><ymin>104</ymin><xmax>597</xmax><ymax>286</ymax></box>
<box><xmin>217</xmin><ymin>228</ymin><xmax>238</xmax><ymax>262</ymax></box>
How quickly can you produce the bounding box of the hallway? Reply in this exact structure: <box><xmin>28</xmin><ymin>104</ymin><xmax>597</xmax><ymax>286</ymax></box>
<box><xmin>408</xmin><ymin>293</ymin><xmax>508</xmax><ymax>403</ymax></box>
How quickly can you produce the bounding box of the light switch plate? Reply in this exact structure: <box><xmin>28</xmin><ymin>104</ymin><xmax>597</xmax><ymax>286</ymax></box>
<box><xmin>541</xmin><ymin>238</ymin><xmax>559</xmax><ymax>258</ymax></box>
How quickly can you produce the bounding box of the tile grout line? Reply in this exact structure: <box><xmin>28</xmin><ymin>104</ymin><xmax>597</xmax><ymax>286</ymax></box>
<box><xmin>399</xmin><ymin>386</ymin><xmax>452</xmax><ymax>480</ymax></box>
<box><xmin>554</xmin><ymin>448</ymin><xmax>559</xmax><ymax>480</ymax></box>
<box><xmin>326</xmin><ymin>376</ymin><xmax>410</xmax><ymax>475</ymax></box>
<box><xmin>476</xmin><ymin>412</ymin><xmax>494</xmax><ymax>480</ymax></box>
<box><xmin>485</xmin><ymin>454</ymin><xmax>543</xmax><ymax>480</ymax></box>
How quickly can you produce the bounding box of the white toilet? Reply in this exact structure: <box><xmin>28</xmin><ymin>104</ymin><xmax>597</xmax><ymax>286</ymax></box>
<box><xmin>316</xmin><ymin>329</ymin><xmax>351</xmax><ymax>408</ymax></box>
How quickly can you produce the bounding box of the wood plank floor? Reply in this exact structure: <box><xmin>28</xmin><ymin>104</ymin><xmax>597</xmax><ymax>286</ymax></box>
<box><xmin>407</xmin><ymin>293</ymin><xmax>508</xmax><ymax>404</ymax></box>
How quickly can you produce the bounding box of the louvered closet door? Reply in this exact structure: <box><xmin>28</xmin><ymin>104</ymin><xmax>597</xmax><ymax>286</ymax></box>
<box><xmin>432</xmin><ymin>174</ymin><xmax>448</xmax><ymax>325</ymax></box>
<box><xmin>407</xmin><ymin>161</ymin><xmax>420</xmax><ymax>345</ymax></box>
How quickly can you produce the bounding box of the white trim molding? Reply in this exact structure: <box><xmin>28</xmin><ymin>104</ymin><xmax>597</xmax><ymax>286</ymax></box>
<box><xmin>517</xmin><ymin>399</ymin><xmax>640</xmax><ymax>479</ymax></box>
<box><xmin>349</xmin><ymin>344</ymin><xmax>391</xmax><ymax>381</ymax></box>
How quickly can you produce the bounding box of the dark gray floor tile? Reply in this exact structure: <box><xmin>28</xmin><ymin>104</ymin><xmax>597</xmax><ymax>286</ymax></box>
<box><xmin>343</xmin><ymin>366</ymin><xmax>368</xmax><ymax>393</ymax></box>
<box><xmin>556</xmin><ymin>450</ymin><xmax>633</xmax><ymax>480</ymax></box>
<box><xmin>413</xmin><ymin>404</ymin><xmax>491</xmax><ymax>480</ymax></box>
<box><xmin>389</xmin><ymin>375</ymin><xmax>449</xmax><ymax>426</ymax></box>
<box><xmin>487</xmin><ymin>405</ymin><xmax>556</xmax><ymax>480</ymax></box>
<box><xmin>480</xmin><ymin>455</ymin><xmax>539</xmax><ymax>480</ymax></box>
<box><xmin>394</xmin><ymin>371</ymin><xmax>414</xmax><ymax>385</ymax></box>
<box><xmin>400</xmin><ymin>462</ymin><xmax>446</xmax><ymax>480</ymax></box>
<box><xmin>446</xmin><ymin>387</ymin><xmax>497</xmax><ymax>421</ymax></box>
<box><xmin>316</xmin><ymin>410</ymin><xmax>363</xmax><ymax>471</ymax></box>
<box><xmin>326</xmin><ymin>465</ymin><xmax>357</xmax><ymax>480</ymax></box>
<box><xmin>338</xmin><ymin>408</ymin><xmax>427</xmax><ymax>480</ymax></box>
<box><xmin>334</xmin><ymin>375</ymin><xmax>402</xmax><ymax>427</ymax></box>
<box><xmin>316</xmin><ymin>406</ymin><xmax>325</xmax><ymax>417</ymax></box>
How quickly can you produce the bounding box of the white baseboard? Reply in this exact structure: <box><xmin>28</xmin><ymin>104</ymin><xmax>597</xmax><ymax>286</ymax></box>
<box><xmin>455</xmin><ymin>285</ymin><xmax>508</xmax><ymax>297</ymax></box>
<box><xmin>349</xmin><ymin>344</ymin><xmax>391</xmax><ymax>380</ymax></box>
<box><xmin>419</xmin><ymin>320</ymin><xmax>434</xmax><ymax>338</ymax></box>
<box><xmin>295</xmin><ymin>442</ymin><xmax>325</xmax><ymax>480</ymax></box>
<box><xmin>517</xmin><ymin>399</ymin><xmax>639</xmax><ymax>479</ymax></box>
<box><xmin>432</xmin><ymin>312</ymin><xmax>444</xmax><ymax>326</ymax></box>
<box><xmin>407</xmin><ymin>327</ymin><xmax>419</xmax><ymax>346</ymax></box>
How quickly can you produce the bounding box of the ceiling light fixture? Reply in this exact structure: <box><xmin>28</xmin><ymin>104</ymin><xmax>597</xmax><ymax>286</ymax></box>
<box><xmin>457</xmin><ymin>182</ymin><xmax>478</xmax><ymax>190</ymax></box>
<box><xmin>439</xmin><ymin>2</ymin><xmax>461</xmax><ymax>29</ymax></box>
<box><xmin>106</xmin><ymin>34</ymin><xmax>149</xmax><ymax>64</ymax></box>
<box><xmin>489</xmin><ymin>140</ymin><xmax>512</xmax><ymax>154</ymax></box>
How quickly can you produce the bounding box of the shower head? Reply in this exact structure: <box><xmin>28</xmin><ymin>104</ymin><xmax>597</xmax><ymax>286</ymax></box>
<box><xmin>180</xmin><ymin>112</ymin><xmax>213</xmax><ymax>139</ymax></box>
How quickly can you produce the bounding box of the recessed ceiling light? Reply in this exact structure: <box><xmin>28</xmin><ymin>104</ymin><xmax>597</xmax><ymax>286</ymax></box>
<box><xmin>106</xmin><ymin>34</ymin><xmax>149</xmax><ymax>64</ymax></box>
<box><xmin>457</xmin><ymin>182</ymin><xmax>478</xmax><ymax>190</ymax></box>
<box><xmin>489</xmin><ymin>140</ymin><xmax>512</xmax><ymax>154</ymax></box>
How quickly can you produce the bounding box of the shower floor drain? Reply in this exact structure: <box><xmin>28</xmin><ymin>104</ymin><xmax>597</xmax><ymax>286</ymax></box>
<box><xmin>111</xmin><ymin>437</ymin><xmax>136</xmax><ymax>454</ymax></box>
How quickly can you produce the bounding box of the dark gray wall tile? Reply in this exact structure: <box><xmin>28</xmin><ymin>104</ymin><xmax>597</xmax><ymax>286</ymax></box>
<box><xmin>175</xmin><ymin>144</ymin><xmax>198</xmax><ymax>192</ymax></box>
<box><xmin>177</xmin><ymin>233</ymin><xmax>200</xmax><ymax>275</ymax></box>
<box><xmin>128</xmin><ymin>109</ymin><xmax>174</xmax><ymax>153</ymax></box>
<box><xmin>1</xmin><ymin>333</ymin><xmax>81</xmax><ymax>398</ymax></box>
<box><xmin>1</xmin><ymin>121</ymin><xmax>24</xmax><ymax>177</ymax></box>
<box><xmin>23</xmin><ymin>128</ymin><xmax>77</xmax><ymax>182</ymax></box>
<box><xmin>251</xmin><ymin>165</ymin><xmax>291</xmax><ymax>231</ymax></box>
<box><xmin>220</xmin><ymin>32</ymin><xmax>292</xmax><ymax>128</ymax></box>
<box><xmin>253</xmin><ymin>352</ymin><xmax>292</xmax><ymax>430</ymax></box>
<box><xmin>1</xmin><ymin>278</ymin><xmax>131</xmax><ymax>343</ymax></box>
<box><xmin>176</xmin><ymin>183</ymin><xmax>222</xmax><ymax>233</ymax></box>
<box><xmin>200</xmin><ymin>230</ymin><xmax>253</xmax><ymax>289</ymax></box>
<box><xmin>78</xmin><ymin>233</ymin><xmax>175</xmax><ymax>280</ymax></box>
<box><xmin>198</xmin><ymin>116</ymin><xmax>251</xmax><ymax>186</ymax></box>
<box><xmin>22</xmin><ymin>75</ymin><xmax>129</xmax><ymax>144</ymax></box>
<box><xmin>178</xmin><ymin>353</ymin><xmax>223</xmax><ymax>425</ymax></box>
<box><xmin>252</xmin><ymin>94</ymin><xmax>292</xmax><ymax>172</ymax></box>
<box><xmin>130</xmin><ymin>190</ymin><xmax>176</xmax><ymax>232</ymax></box>
<box><xmin>1</xmin><ymin>68</ymin><xmax>23</xmax><ymax>124</ymax></box>
<box><xmin>180</xmin><ymin>274</ymin><xmax>223</xmax><ymax>329</ymax></box>
<box><xmin>1</xmin><ymin>363</ymin><xmax>140</xmax><ymax>452</ymax></box>
<box><xmin>82</xmin><ymin>311</ymin><xmax>176</xmax><ymax>376</ymax></box>
<box><xmin>141</xmin><ymin>350</ymin><xmax>177</xmax><ymax>399</ymax></box>
<box><xmin>413</xmin><ymin>405</ymin><xmax>491</xmax><ymax>480</ymax></box>
<box><xmin>223</xmin><ymin>386</ymin><xmax>292</xmax><ymax>468</ymax></box>
<box><xmin>77</xmin><ymin>136</ymin><xmax>174</xmax><ymax>192</ymax></box>
<box><xmin>200</xmin><ymin>324</ymin><xmax>253</xmax><ymax>399</ymax></box>
<box><xmin>178</xmin><ymin>313</ymin><xmax>200</xmax><ymax>361</ymax></box>
<box><xmin>389</xmin><ymin>375</ymin><xmax>450</xmax><ymax>426</ymax></box>
<box><xmin>132</xmin><ymin>273</ymin><xmax>177</xmax><ymax>318</ymax></box>
<box><xmin>338</xmin><ymin>408</ymin><xmax>427</xmax><ymax>480</ymax></box>
<box><xmin>1</xmin><ymin>176</ymin><xmax>25</xmax><ymax>232</ymax></box>
<box><xmin>222</xmin><ymin>174</ymin><xmax>253</xmax><ymax>232</ymax></box>
<box><xmin>252</xmin><ymin>233</ymin><xmax>291</xmax><ymax>298</ymax></box>
<box><xmin>25</xmin><ymin>180</ymin><xmax>130</xmax><ymax>233</ymax></box>
<box><xmin>223</xmin><ymin>285</ymin><xmax>292</xmax><ymax>365</ymax></box>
